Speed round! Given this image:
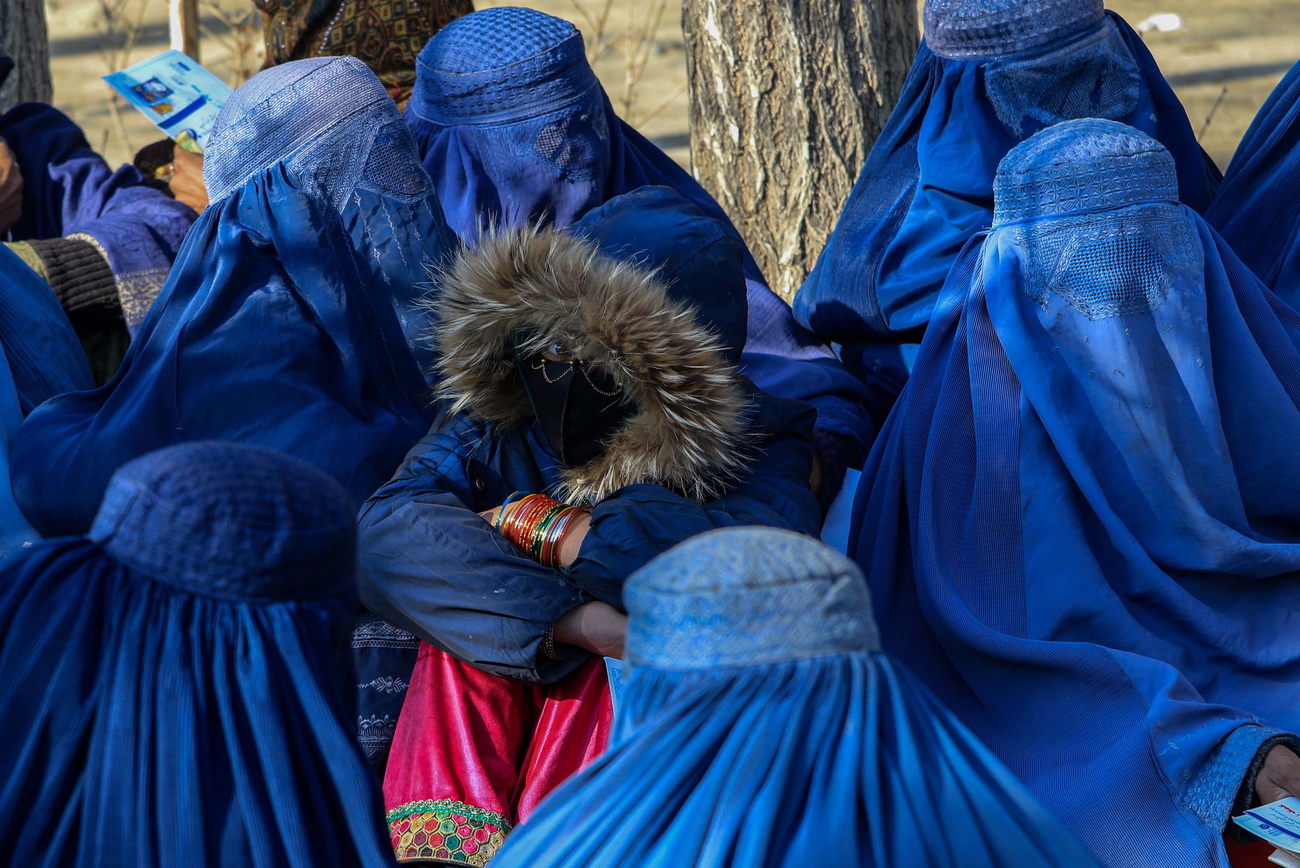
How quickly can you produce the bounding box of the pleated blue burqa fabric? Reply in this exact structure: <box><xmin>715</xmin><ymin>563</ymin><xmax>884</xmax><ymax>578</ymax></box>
<box><xmin>0</xmin><ymin>246</ymin><xmax>94</xmax><ymax>551</ymax></box>
<box><xmin>853</xmin><ymin>118</ymin><xmax>1300</xmax><ymax>868</ymax></box>
<box><xmin>794</xmin><ymin>0</ymin><xmax>1219</xmax><ymax>357</ymax></box>
<box><xmin>491</xmin><ymin>527</ymin><xmax>1102</xmax><ymax>868</ymax></box>
<box><xmin>0</xmin><ymin>441</ymin><xmax>396</xmax><ymax>867</ymax></box>
<box><xmin>12</xmin><ymin>57</ymin><xmax>455</xmax><ymax>537</ymax></box>
<box><xmin>1204</xmin><ymin>59</ymin><xmax>1300</xmax><ymax>301</ymax></box>
<box><xmin>404</xmin><ymin>6</ymin><xmax>884</xmax><ymax>448</ymax></box>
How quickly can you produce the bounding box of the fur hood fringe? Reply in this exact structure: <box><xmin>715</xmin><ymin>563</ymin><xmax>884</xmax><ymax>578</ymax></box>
<box><xmin>426</xmin><ymin>223</ymin><xmax>750</xmax><ymax>504</ymax></box>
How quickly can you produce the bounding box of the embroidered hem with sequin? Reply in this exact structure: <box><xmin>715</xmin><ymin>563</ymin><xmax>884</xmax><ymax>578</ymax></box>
<box><xmin>387</xmin><ymin>799</ymin><xmax>511</xmax><ymax>865</ymax></box>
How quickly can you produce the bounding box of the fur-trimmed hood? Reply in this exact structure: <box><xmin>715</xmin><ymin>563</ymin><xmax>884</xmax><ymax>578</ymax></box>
<box><xmin>429</xmin><ymin>192</ymin><xmax>753</xmax><ymax>504</ymax></box>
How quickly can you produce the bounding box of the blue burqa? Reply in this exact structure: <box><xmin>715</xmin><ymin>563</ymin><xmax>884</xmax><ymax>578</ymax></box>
<box><xmin>12</xmin><ymin>57</ymin><xmax>456</xmax><ymax>537</ymax></box>
<box><xmin>404</xmin><ymin>6</ymin><xmax>882</xmax><ymax>448</ymax></box>
<box><xmin>853</xmin><ymin>119</ymin><xmax>1300</xmax><ymax>868</ymax></box>
<box><xmin>1204</xmin><ymin>59</ymin><xmax>1300</xmax><ymax>302</ymax></box>
<box><xmin>0</xmin><ymin>246</ymin><xmax>93</xmax><ymax>551</ymax></box>
<box><xmin>0</xmin><ymin>44</ymin><xmax>195</xmax><ymax>330</ymax></box>
<box><xmin>492</xmin><ymin>527</ymin><xmax>1103</xmax><ymax>868</ymax></box>
<box><xmin>794</xmin><ymin>0</ymin><xmax>1220</xmax><ymax>354</ymax></box>
<box><xmin>0</xmin><ymin>441</ymin><xmax>396</xmax><ymax>867</ymax></box>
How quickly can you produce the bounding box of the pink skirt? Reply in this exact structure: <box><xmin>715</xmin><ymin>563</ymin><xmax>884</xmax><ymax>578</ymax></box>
<box><xmin>383</xmin><ymin>643</ymin><xmax>613</xmax><ymax>865</ymax></box>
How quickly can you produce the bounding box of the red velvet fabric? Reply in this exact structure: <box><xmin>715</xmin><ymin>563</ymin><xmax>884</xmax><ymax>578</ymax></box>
<box><xmin>383</xmin><ymin>644</ymin><xmax>612</xmax><ymax>864</ymax></box>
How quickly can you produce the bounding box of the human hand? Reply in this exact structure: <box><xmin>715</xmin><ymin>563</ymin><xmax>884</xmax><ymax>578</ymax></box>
<box><xmin>553</xmin><ymin>600</ymin><xmax>627</xmax><ymax>659</ymax></box>
<box><xmin>0</xmin><ymin>138</ymin><xmax>24</xmax><ymax>234</ymax></box>
<box><xmin>1256</xmin><ymin>745</ymin><xmax>1300</xmax><ymax>805</ymax></box>
<box><xmin>169</xmin><ymin>146</ymin><xmax>209</xmax><ymax>214</ymax></box>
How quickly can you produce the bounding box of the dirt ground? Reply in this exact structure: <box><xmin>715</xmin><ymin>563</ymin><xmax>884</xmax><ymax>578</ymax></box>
<box><xmin>44</xmin><ymin>0</ymin><xmax>1300</xmax><ymax>182</ymax></box>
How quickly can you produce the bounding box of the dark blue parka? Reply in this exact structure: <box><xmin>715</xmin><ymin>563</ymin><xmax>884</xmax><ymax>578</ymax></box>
<box><xmin>357</xmin><ymin>187</ymin><xmax>823</xmax><ymax>684</ymax></box>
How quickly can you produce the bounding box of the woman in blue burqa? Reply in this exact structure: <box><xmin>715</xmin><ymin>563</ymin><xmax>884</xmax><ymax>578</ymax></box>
<box><xmin>490</xmin><ymin>527</ymin><xmax>1104</xmax><ymax>868</ymax></box>
<box><xmin>793</xmin><ymin>0</ymin><xmax>1219</xmax><ymax>377</ymax></box>
<box><xmin>361</xmin><ymin>185</ymin><xmax>822</xmax><ymax>864</ymax></box>
<box><xmin>0</xmin><ymin>52</ymin><xmax>196</xmax><ymax>377</ymax></box>
<box><xmin>12</xmin><ymin>55</ymin><xmax>457</xmax><ymax>537</ymax></box>
<box><xmin>0</xmin><ymin>441</ymin><xmax>397</xmax><ymax>867</ymax></box>
<box><xmin>1203</xmin><ymin>59</ymin><xmax>1300</xmax><ymax>303</ymax></box>
<box><xmin>0</xmin><ymin>246</ymin><xmax>95</xmax><ymax>552</ymax></box>
<box><xmin>853</xmin><ymin>118</ymin><xmax>1300</xmax><ymax>868</ymax></box>
<box><xmin>403</xmin><ymin>6</ymin><xmax>880</xmax><ymax>500</ymax></box>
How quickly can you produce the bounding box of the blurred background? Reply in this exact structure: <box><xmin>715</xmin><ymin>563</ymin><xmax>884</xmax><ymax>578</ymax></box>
<box><xmin>46</xmin><ymin>0</ymin><xmax>1300</xmax><ymax>172</ymax></box>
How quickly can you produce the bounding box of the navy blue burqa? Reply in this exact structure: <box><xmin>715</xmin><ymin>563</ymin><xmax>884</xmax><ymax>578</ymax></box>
<box><xmin>12</xmin><ymin>57</ymin><xmax>455</xmax><ymax>537</ymax></box>
<box><xmin>794</xmin><ymin>0</ymin><xmax>1219</xmax><ymax>353</ymax></box>
<box><xmin>1204</xmin><ymin>59</ymin><xmax>1300</xmax><ymax>301</ymax></box>
<box><xmin>404</xmin><ymin>6</ymin><xmax>883</xmax><ymax>449</ymax></box>
<box><xmin>0</xmin><ymin>441</ymin><xmax>395</xmax><ymax>867</ymax></box>
<box><xmin>853</xmin><ymin>119</ymin><xmax>1300</xmax><ymax>867</ymax></box>
<box><xmin>0</xmin><ymin>246</ymin><xmax>93</xmax><ymax>551</ymax></box>
<box><xmin>492</xmin><ymin>528</ymin><xmax>1102</xmax><ymax>868</ymax></box>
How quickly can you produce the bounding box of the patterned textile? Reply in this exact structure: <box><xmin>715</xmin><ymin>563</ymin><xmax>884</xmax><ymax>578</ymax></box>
<box><xmin>387</xmin><ymin>799</ymin><xmax>510</xmax><ymax>865</ymax></box>
<box><xmin>353</xmin><ymin>611</ymin><xmax>418</xmax><ymax>774</ymax></box>
<box><xmin>257</xmin><ymin>0</ymin><xmax>472</xmax><ymax>106</ymax></box>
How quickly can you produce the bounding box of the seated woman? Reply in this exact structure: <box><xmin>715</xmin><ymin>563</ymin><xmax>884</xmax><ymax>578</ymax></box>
<box><xmin>359</xmin><ymin>186</ymin><xmax>822</xmax><ymax>864</ymax></box>
<box><xmin>854</xmin><ymin>119</ymin><xmax>1300</xmax><ymax>868</ymax></box>
<box><xmin>0</xmin><ymin>442</ymin><xmax>398</xmax><ymax>867</ymax></box>
<box><xmin>12</xmin><ymin>55</ymin><xmax>457</xmax><ymax>538</ymax></box>
<box><xmin>492</xmin><ymin>527</ymin><xmax>1104</xmax><ymax>868</ymax></box>
<box><xmin>794</xmin><ymin>0</ymin><xmax>1219</xmax><ymax>368</ymax></box>
<box><xmin>1204</xmin><ymin>59</ymin><xmax>1300</xmax><ymax>301</ymax></box>
<box><xmin>405</xmin><ymin>6</ymin><xmax>883</xmax><ymax>494</ymax></box>
<box><xmin>0</xmin><ymin>245</ymin><xmax>95</xmax><ymax>553</ymax></box>
<box><xmin>0</xmin><ymin>53</ymin><xmax>196</xmax><ymax>378</ymax></box>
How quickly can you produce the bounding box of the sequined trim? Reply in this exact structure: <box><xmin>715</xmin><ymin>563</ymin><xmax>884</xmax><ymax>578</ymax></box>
<box><xmin>387</xmin><ymin>799</ymin><xmax>511</xmax><ymax>865</ymax></box>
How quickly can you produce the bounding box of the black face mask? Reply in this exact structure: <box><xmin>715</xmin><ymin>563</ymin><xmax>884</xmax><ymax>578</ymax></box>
<box><xmin>515</xmin><ymin>345</ymin><xmax>634</xmax><ymax>467</ymax></box>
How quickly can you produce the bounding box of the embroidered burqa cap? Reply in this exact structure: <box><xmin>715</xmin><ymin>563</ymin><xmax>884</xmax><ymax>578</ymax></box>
<box><xmin>850</xmin><ymin>118</ymin><xmax>1300</xmax><ymax>867</ymax></box>
<box><xmin>403</xmin><ymin>7</ymin><xmax>882</xmax><ymax>451</ymax></box>
<box><xmin>490</xmin><ymin>527</ymin><xmax>1103</xmax><ymax>868</ymax></box>
<box><xmin>793</xmin><ymin>0</ymin><xmax>1215</xmax><ymax>347</ymax></box>
<box><xmin>0</xmin><ymin>441</ymin><xmax>396</xmax><ymax>866</ymax></box>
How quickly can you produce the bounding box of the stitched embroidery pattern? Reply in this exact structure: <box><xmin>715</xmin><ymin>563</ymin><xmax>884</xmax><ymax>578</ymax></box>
<box><xmin>387</xmin><ymin>798</ymin><xmax>511</xmax><ymax>865</ymax></box>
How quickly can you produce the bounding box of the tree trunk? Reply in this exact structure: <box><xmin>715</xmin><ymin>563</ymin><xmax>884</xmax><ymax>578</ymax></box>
<box><xmin>0</xmin><ymin>0</ymin><xmax>52</xmax><ymax>112</ymax></box>
<box><xmin>681</xmin><ymin>0</ymin><xmax>918</xmax><ymax>301</ymax></box>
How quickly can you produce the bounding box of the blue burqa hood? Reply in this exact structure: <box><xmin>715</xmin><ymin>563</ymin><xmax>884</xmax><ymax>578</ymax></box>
<box><xmin>12</xmin><ymin>57</ymin><xmax>456</xmax><ymax>536</ymax></box>
<box><xmin>853</xmin><ymin>118</ymin><xmax>1300</xmax><ymax>867</ymax></box>
<box><xmin>404</xmin><ymin>5</ymin><xmax>884</xmax><ymax>448</ymax></box>
<box><xmin>0</xmin><ymin>441</ymin><xmax>396</xmax><ymax>866</ymax></box>
<box><xmin>793</xmin><ymin>0</ymin><xmax>1219</xmax><ymax>346</ymax></box>
<box><xmin>491</xmin><ymin>527</ymin><xmax>1103</xmax><ymax>868</ymax></box>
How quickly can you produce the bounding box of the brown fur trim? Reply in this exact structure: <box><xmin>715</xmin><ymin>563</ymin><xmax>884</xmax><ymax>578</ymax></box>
<box><xmin>426</xmin><ymin>223</ymin><xmax>750</xmax><ymax>504</ymax></box>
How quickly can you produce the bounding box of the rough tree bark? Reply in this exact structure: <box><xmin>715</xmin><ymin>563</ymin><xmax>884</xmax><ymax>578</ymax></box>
<box><xmin>0</xmin><ymin>0</ymin><xmax>53</xmax><ymax>113</ymax></box>
<box><xmin>681</xmin><ymin>0</ymin><xmax>918</xmax><ymax>301</ymax></box>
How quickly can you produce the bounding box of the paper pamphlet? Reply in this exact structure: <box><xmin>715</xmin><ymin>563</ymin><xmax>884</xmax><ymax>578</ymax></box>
<box><xmin>604</xmin><ymin>657</ymin><xmax>624</xmax><ymax>719</ymax></box>
<box><xmin>1234</xmin><ymin>797</ymin><xmax>1300</xmax><ymax>862</ymax></box>
<box><xmin>103</xmin><ymin>50</ymin><xmax>233</xmax><ymax>151</ymax></box>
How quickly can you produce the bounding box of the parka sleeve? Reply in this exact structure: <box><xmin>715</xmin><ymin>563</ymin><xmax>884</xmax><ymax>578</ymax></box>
<box><xmin>357</xmin><ymin>420</ymin><xmax>590</xmax><ymax>685</ymax></box>
<box><xmin>565</xmin><ymin>394</ymin><xmax>823</xmax><ymax>608</ymax></box>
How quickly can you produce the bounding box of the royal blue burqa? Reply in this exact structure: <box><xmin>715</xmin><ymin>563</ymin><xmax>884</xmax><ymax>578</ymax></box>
<box><xmin>794</xmin><ymin>0</ymin><xmax>1219</xmax><ymax>352</ymax></box>
<box><xmin>1204</xmin><ymin>59</ymin><xmax>1300</xmax><ymax>301</ymax></box>
<box><xmin>12</xmin><ymin>57</ymin><xmax>454</xmax><ymax>537</ymax></box>
<box><xmin>492</xmin><ymin>528</ymin><xmax>1102</xmax><ymax>868</ymax></box>
<box><xmin>0</xmin><ymin>247</ymin><xmax>93</xmax><ymax>551</ymax></box>
<box><xmin>404</xmin><ymin>6</ymin><xmax>880</xmax><ymax>448</ymax></box>
<box><xmin>853</xmin><ymin>119</ymin><xmax>1300</xmax><ymax>868</ymax></box>
<box><xmin>0</xmin><ymin>442</ymin><xmax>396</xmax><ymax>867</ymax></box>
<box><xmin>2</xmin><ymin>96</ymin><xmax>196</xmax><ymax>330</ymax></box>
